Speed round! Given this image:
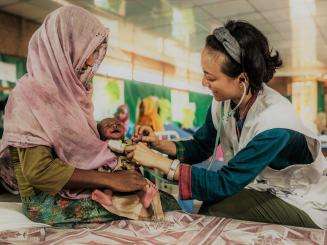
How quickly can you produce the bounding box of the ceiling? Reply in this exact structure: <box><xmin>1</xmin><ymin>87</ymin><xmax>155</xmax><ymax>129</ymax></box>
<box><xmin>1</xmin><ymin>0</ymin><xmax>327</xmax><ymax>76</ymax></box>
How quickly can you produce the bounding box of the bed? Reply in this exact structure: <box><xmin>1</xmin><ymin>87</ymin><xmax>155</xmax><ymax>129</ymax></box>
<box><xmin>0</xmin><ymin>202</ymin><xmax>326</xmax><ymax>244</ymax></box>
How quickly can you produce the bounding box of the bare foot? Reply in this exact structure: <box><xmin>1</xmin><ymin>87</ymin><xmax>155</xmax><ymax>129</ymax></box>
<box><xmin>91</xmin><ymin>189</ymin><xmax>113</xmax><ymax>206</ymax></box>
<box><xmin>138</xmin><ymin>185</ymin><xmax>158</xmax><ymax>209</ymax></box>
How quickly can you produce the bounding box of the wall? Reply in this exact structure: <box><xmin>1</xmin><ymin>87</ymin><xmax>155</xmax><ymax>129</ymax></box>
<box><xmin>268</xmin><ymin>76</ymin><xmax>292</xmax><ymax>96</ymax></box>
<box><xmin>0</xmin><ymin>11</ymin><xmax>39</xmax><ymax>58</ymax></box>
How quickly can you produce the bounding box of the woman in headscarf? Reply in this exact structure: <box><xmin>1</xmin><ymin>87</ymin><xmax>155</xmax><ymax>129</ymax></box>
<box><xmin>0</xmin><ymin>6</ymin><xmax>178</xmax><ymax>227</ymax></box>
<box><xmin>137</xmin><ymin>97</ymin><xmax>164</xmax><ymax>132</ymax></box>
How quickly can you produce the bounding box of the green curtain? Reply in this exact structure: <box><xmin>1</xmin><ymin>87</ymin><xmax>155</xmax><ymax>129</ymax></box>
<box><xmin>317</xmin><ymin>81</ymin><xmax>325</xmax><ymax>113</ymax></box>
<box><xmin>0</xmin><ymin>54</ymin><xmax>26</xmax><ymax>100</ymax></box>
<box><xmin>0</xmin><ymin>54</ymin><xmax>26</xmax><ymax>136</ymax></box>
<box><xmin>0</xmin><ymin>54</ymin><xmax>26</xmax><ymax>80</ymax></box>
<box><xmin>124</xmin><ymin>79</ymin><xmax>212</xmax><ymax>127</ymax></box>
<box><xmin>124</xmin><ymin>80</ymin><xmax>171</xmax><ymax>123</ymax></box>
<box><xmin>189</xmin><ymin>91</ymin><xmax>212</xmax><ymax>127</ymax></box>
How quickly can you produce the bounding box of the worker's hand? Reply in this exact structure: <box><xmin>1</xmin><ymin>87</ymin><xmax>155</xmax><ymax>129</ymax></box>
<box><xmin>132</xmin><ymin>125</ymin><xmax>159</xmax><ymax>148</ymax></box>
<box><xmin>125</xmin><ymin>142</ymin><xmax>163</xmax><ymax>169</ymax></box>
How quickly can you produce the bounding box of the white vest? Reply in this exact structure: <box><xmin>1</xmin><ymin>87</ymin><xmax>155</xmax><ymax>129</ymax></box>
<box><xmin>211</xmin><ymin>84</ymin><xmax>327</xmax><ymax>229</ymax></box>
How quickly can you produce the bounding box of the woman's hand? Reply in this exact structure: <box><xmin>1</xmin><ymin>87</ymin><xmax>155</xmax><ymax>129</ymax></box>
<box><xmin>64</xmin><ymin>169</ymin><xmax>148</xmax><ymax>193</ymax></box>
<box><xmin>125</xmin><ymin>143</ymin><xmax>172</xmax><ymax>173</ymax></box>
<box><xmin>132</xmin><ymin>125</ymin><xmax>159</xmax><ymax>147</ymax></box>
<box><xmin>107</xmin><ymin>170</ymin><xmax>148</xmax><ymax>192</ymax></box>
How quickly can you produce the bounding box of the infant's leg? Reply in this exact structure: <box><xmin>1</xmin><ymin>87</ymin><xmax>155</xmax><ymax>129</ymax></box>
<box><xmin>137</xmin><ymin>184</ymin><xmax>158</xmax><ymax>209</ymax></box>
<box><xmin>91</xmin><ymin>189</ymin><xmax>113</xmax><ymax>206</ymax></box>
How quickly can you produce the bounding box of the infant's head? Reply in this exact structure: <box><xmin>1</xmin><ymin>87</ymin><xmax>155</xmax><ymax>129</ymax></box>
<box><xmin>98</xmin><ymin>118</ymin><xmax>125</xmax><ymax>140</ymax></box>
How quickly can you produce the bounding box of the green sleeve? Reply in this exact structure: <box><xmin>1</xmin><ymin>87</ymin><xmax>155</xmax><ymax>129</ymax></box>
<box><xmin>18</xmin><ymin>146</ymin><xmax>75</xmax><ymax>195</ymax></box>
<box><xmin>190</xmin><ymin>128</ymin><xmax>293</xmax><ymax>202</ymax></box>
<box><xmin>175</xmin><ymin>105</ymin><xmax>217</xmax><ymax>164</ymax></box>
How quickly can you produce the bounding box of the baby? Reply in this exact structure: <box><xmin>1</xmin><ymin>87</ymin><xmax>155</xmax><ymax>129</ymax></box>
<box><xmin>92</xmin><ymin>118</ymin><xmax>162</xmax><ymax>220</ymax></box>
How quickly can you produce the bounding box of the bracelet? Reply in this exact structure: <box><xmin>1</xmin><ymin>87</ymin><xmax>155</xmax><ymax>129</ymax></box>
<box><xmin>167</xmin><ymin>159</ymin><xmax>180</xmax><ymax>180</ymax></box>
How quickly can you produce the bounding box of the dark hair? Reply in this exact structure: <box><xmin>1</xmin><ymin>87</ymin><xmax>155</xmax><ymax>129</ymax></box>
<box><xmin>205</xmin><ymin>20</ymin><xmax>282</xmax><ymax>94</ymax></box>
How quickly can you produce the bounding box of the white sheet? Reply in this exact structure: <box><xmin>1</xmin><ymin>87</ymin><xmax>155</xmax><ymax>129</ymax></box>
<box><xmin>0</xmin><ymin>202</ymin><xmax>49</xmax><ymax>231</ymax></box>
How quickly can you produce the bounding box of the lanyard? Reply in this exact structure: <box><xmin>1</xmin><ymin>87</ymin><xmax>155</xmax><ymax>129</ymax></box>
<box><xmin>208</xmin><ymin>102</ymin><xmax>225</xmax><ymax>171</ymax></box>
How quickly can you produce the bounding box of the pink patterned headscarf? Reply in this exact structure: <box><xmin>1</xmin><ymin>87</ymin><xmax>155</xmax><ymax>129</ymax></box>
<box><xmin>0</xmin><ymin>6</ymin><xmax>117</xmax><ymax>170</ymax></box>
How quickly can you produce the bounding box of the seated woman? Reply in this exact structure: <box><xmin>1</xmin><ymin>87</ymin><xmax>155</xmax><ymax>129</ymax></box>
<box><xmin>126</xmin><ymin>20</ymin><xmax>327</xmax><ymax>229</ymax></box>
<box><xmin>0</xmin><ymin>6</ymin><xmax>178</xmax><ymax>227</ymax></box>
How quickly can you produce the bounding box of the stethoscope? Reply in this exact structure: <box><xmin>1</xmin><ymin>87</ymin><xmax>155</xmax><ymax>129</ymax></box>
<box><xmin>208</xmin><ymin>81</ymin><xmax>247</xmax><ymax>171</ymax></box>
